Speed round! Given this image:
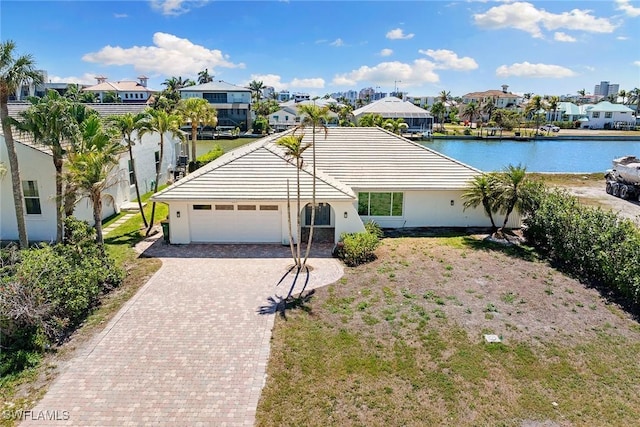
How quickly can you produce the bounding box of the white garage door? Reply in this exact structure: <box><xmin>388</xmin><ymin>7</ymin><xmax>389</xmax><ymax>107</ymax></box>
<box><xmin>189</xmin><ymin>203</ymin><xmax>282</xmax><ymax>243</ymax></box>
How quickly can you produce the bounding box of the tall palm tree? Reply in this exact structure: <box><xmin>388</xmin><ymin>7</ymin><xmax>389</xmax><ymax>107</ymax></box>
<box><xmin>547</xmin><ymin>95</ymin><xmax>560</xmax><ymax>125</ymax></box>
<box><xmin>107</xmin><ymin>112</ymin><xmax>151</xmax><ymax>228</ymax></box>
<box><xmin>67</xmin><ymin>115</ymin><xmax>124</xmax><ymax>245</ymax></box>
<box><xmin>277</xmin><ymin>133</ymin><xmax>310</xmax><ymax>266</ymax></box>
<box><xmin>248</xmin><ymin>80</ymin><xmax>265</xmax><ymax>104</ymax></box>
<box><xmin>617</xmin><ymin>89</ymin><xmax>627</xmax><ymax>105</ymax></box>
<box><xmin>481</xmin><ymin>98</ymin><xmax>496</xmax><ymax>123</ymax></box>
<box><xmin>438</xmin><ymin>90</ymin><xmax>451</xmax><ymax>107</ymax></box>
<box><xmin>462</xmin><ymin>174</ymin><xmax>498</xmax><ymax>231</ymax></box>
<box><xmin>0</xmin><ymin>40</ymin><xmax>43</xmax><ymax>248</ymax></box>
<box><xmin>297</xmin><ymin>103</ymin><xmax>330</xmax><ymax>267</ymax></box>
<box><xmin>138</xmin><ymin>108</ymin><xmax>185</xmax><ymax>235</ymax></box>
<box><xmin>197</xmin><ymin>69</ymin><xmax>213</xmax><ymax>85</ymax></box>
<box><xmin>162</xmin><ymin>76</ymin><xmax>196</xmax><ymax>91</ymax></box>
<box><xmin>430</xmin><ymin>102</ymin><xmax>446</xmax><ymax>131</ymax></box>
<box><xmin>525</xmin><ymin>95</ymin><xmax>546</xmax><ymax>135</ymax></box>
<box><xmin>629</xmin><ymin>88</ymin><xmax>640</xmax><ymax>113</ymax></box>
<box><xmin>462</xmin><ymin>101</ymin><xmax>480</xmax><ymax>127</ymax></box>
<box><xmin>176</xmin><ymin>97</ymin><xmax>218</xmax><ymax>165</ymax></box>
<box><xmin>17</xmin><ymin>90</ymin><xmax>80</xmax><ymax>242</ymax></box>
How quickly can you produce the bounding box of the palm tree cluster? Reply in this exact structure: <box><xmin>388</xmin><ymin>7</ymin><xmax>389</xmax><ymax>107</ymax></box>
<box><xmin>462</xmin><ymin>164</ymin><xmax>538</xmax><ymax>235</ymax></box>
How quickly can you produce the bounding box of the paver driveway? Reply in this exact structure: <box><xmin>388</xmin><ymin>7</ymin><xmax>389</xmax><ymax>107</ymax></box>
<box><xmin>23</xmin><ymin>242</ymin><xmax>342</xmax><ymax>426</ymax></box>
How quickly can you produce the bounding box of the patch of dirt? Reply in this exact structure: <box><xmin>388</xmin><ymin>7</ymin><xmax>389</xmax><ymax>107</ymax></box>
<box><xmin>325</xmin><ymin>234</ymin><xmax>640</xmax><ymax>348</ymax></box>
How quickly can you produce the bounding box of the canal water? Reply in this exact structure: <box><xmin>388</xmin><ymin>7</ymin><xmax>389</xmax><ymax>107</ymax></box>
<box><xmin>422</xmin><ymin>138</ymin><xmax>640</xmax><ymax>173</ymax></box>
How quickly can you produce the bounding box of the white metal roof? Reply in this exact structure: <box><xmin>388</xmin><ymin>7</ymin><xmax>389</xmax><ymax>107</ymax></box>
<box><xmin>352</xmin><ymin>96</ymin><xmax>433</xmax><ymax>118</ymax></box>
<box><xmin>152</xmin><ymin>139</ymin><xmax>356</xmax><ymax>202</ymax></box>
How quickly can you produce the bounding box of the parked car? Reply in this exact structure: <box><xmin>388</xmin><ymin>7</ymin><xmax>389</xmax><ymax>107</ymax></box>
<box><xmin>539</xmin><ymin>124</ymin><xmax>560</xmax><ymax>132</ymax></box>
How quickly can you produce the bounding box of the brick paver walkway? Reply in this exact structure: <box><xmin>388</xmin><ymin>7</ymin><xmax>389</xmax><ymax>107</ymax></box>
<box><xmin>23</xmin><ymin>241</ymin><xmax>342</xmax><ymax>426</ymax></box>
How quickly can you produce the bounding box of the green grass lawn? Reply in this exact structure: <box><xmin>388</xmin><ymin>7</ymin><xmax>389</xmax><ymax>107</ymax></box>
<box><xmin>257</xmin><ymin>235</ymin><xmax>640</xmax><ymax>426</ymax></box>
<box><xmin>196</xmin><ymin>137</ymin><xmax>256</xmax><ymax>157</ymax></box>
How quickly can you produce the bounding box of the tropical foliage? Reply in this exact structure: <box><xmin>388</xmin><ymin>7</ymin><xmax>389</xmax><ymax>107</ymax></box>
<box><xmin>357</xmin><ymin>113</ymin><xmax>384</xmax><ymax>127</ymax></box>
<box><xmin>176</xmin><ymin>97</ymin><xmax>218</xmax><ymax>168</ymax></box>
<box><xmin>0</xmin><ymin>40</ymin><xmax>43</xmax><ymax>248</ymax></box>
<box><xmin>197</xmin><ymin>68</ymin><xmax>213</xmax><ymax>84</ymax></box>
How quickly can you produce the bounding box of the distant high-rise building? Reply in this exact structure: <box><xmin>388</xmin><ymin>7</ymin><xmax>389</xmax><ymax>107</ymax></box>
<box><xmin>594</xmin><ymin>81</ymin><xmax>619</xmax><ymax>97</ymax></box>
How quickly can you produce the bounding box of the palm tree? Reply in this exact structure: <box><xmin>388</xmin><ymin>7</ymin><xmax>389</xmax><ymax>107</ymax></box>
<box><xmin>357</xmin><ymin>113</ymin><xmax>383</xmax><ymax>127</ymax></box>
<box><xmin>102</xmin><ymin>91</ymin><xmax>121</xmax><ymax>103</ymax></box>
<box><xmin>276</xmin><ymin>133</ymin><xmax>311</xmax><ymax>266</ymax></box>
<box><xmin>462</xmin><ymin>101</ymin><xmax>480</xmax><ymax>127</ymax></box>
<box><xmin>481</xmin><ymin>98</ymin><xmax>496</xmax><ymax>123</ymax></box>
<box><xmin>297</xmin><ymin>103</ymin><xmax>330</xmax><ymax>267</ymax></box>
<box><xmin>438</xmin><ymin>90</ymin><xmax>451</xmax><ymax>107</ymax></box>
<box><xmin>525</xmin><ymin>95</ymin><xmax>546</xmax><ymax>135</ymax></box>
<box><xmin>547</xmin><ymin>95</ymin><xmax>560</xmax><ymax>126</ymax></box>
<box><xmin>197</xmin><ymin>69</ymin><xmax>213</xmax><ymax>85</ymax></box>
<box><xmin>0</xmin><ymin>40</ymin><xmax>43</xmax><ymax>248</ymax></box>
<box><xmin>138</xmin><ymin>108</ymin><xmax>185</xmax><ymax>235</ymax></box>
<box><xmin>248</xmin><ymin>80</ymin><xmax>265</xmax><ymax>104</ymax></box>
<box><xmin>107</xmin><ymin>112</ymin><xmax>150</xmax><ymax>227</ymax></box>
<box><xmin>67</xmin><ymin>116</ymin><xmax>124</xmax><ymax>245</ymax></box>
<box><xmin>617</xmin><ymin>89</ymin><xmax>627</xmax><ymax>105</ymax></box>
<box><xmin>462</xmin><ymin>174</ymin><xmax>498</xmax><ymax>231</ymax></box>
<box><xmin>430</xmin><ymin>102</ymin><xmax>446</xmax><ymax>131</ymax></box>
<box><xmin>383</xmin><ymin>118</ymin><xmax>408</xmax><ymax>134</ymax></box>
<box><xmin>494</xmin><ymin>164</ymin><xmax>533</xmax><ymax>231</ymax></box>
<box><xmin>629</xmin><ymin>88</ymin><xmax>640</xmax><ymax>113</ymax></box>
<box><xmin>64</xmin><ymin>83</ymin><xmax>83</xmax><ymax>102</ymax></box>
<box><xmin>162</xmin><ymin>76</ymin><xmax>196</xmax><ymax>91</ymax></box>
<box><xmin>176</xmin><ymin>98</ymin><xmax>218</xmax><ymax>166</ymax></box>
<box><xmin>17</xmin><ymin>90</ymin><xmax>80</xmax><ymax>242</ymax></box>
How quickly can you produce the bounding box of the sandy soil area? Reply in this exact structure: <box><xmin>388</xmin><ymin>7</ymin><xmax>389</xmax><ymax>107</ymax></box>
<box><xmin>557</xmin><ymin>182</ymin><xmax>640</xmax><ymax>224</ymax></box>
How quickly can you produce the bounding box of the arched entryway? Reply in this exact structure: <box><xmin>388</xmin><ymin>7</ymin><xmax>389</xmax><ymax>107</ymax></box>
<box><xmin>301</xmin><ymin>202</ymin><xmax>335</xmax><ymax>243</ymax></box>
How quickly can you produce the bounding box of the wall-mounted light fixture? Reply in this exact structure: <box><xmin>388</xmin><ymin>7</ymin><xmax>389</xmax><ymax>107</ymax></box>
<box><xmin>176</xmin><ymin>211</ymin><xmax>181</xmax><ymax>218</ymax></box>
<box><xmin>344</xmin><ymin>212</ymin><xmax>348</xmax><ymax>218</ymax></box>
<box><xmin>450</xmin><ymin>200</ymin><xmax>455</xmax><ymax>206</ymax></box>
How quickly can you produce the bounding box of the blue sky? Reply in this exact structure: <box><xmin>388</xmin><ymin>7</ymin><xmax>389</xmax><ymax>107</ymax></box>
<box><xmin>2</xmin><ymin>0</ymin><xmax>639</xmax><ymax>97</ymax></box>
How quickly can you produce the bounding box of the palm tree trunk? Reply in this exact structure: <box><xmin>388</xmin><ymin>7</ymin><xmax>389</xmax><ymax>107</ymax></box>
<box><xmin>286</xmin><ymin>179</ymin><xmax>296</xmax><ymax>263</ymax></box>
<box><xmin>54</xmin><ymin>154</ymin><xmax>64</xmax><ymax>243</ymax></box>
<box><xmin>303</xmin><ymin>134</ymin><xmax>316</xmax><ymax>267</ymax></box>
<box><xmin>296</xmin><ymin>159</ymin><xmax>301</xmax><ymax>266</ymax></box>
<box><xmin>146</xmin><ymin>135</ymin><xmax>163</xmax><ymax>236</ymax></box>
<box><xmin>128</xmin><ymin>140</ymin><xmax>148</xmax><ymax>228</ymax></box>
<box><xmin>191</xmin><ymin>124</ymin><xmax>197</xmax><ymax>165</ymax></box>
<box><xmin>1</xmin><ymin>99</ymin><xmax>29</xmax><ymax>248</ymax></box>
<box><xmin>93</xmin><ymin>191</ymin><xmax>104</xmax><ymax>245</ymax></box>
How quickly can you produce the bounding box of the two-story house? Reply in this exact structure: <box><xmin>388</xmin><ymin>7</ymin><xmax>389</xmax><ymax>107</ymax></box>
<box><xmin>82</xmin><ymin>76</ymin><xmax>155</xmax><ymax>103</ymax></box>
<box><xmin>179</xmin><ymin>81</ymin><xmax>251</xmax><ymax>131</ymax></box>
<box><xmin>461</xmin><ymin>85</ymin><xmax>521</xmax><ymax>109</ymax></box>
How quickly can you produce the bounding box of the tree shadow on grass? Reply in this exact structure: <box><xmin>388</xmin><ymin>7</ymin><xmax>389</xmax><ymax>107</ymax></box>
<box><xmin>257</xmin><ymin>265</ymin><xmax>316</xmax><ymax>319</ymax></box>
<box><xmin>103</xmin><ymin>230</ymin><xmax>144</xmax><ymax>248</ymax></box>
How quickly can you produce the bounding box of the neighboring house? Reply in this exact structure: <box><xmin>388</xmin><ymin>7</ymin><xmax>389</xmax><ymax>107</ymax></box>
<box><xmin>405</xmin><ymin>96</ymin><xmax>438</xmax><ymax>109</ymax></box>
<box><xmin>0</xmin><ymin>104</ymin><xmax>181</xmax><ymax>242</ymax></box>
<box><xmin>550</xmin><ymin>102</ymin><xmax>584</xmax><ymax>122</ymax></box>
<box><xmin>268</xmin><ymin>100</ymin><xmax>340</xmax><ymax>131</ymax></box>
<box><xmin>83</xmin><ymin>76</ymin><xmax>155</xmax><ymax>103</ymax></box>
<box><xmin>581</xmin><ymin>101</ymin><xmax>635</xmax><ymax>129</ymax></box>
<box><xmin>179</xmin><ymin>80</ymin><xmax>251</xmax><ymax>131</ymax></box>
<box><xmin>152</xmin><ymin>127</ymin><xmax>519</xmax><ymax>245</ymax></box>
<box><xmin>352</xmin><ymin>97</ymin><xmax>433</xmax><ymax>132</ymax></box>
<box><xmin>461</xmin><ymin>86</ymin><xmax>521</xmax><ymax>109</ymax></box>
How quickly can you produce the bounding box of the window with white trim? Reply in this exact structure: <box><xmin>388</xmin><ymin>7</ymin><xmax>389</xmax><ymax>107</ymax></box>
<box><xmin>22</xmin><ymin>180</ymin><xmax>42</xmax><ymax>214</ymax></box>
<box><xmin>358</xmin><ymin>192</ymin><xmax>403</xmax><ymax>216</ymax></box>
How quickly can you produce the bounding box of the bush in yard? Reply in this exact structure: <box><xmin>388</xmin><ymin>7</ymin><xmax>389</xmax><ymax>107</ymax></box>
<box><xmin>335</xmin><ymin>222</ymin><xmax>382</xmax><ymax>266</ymax></box>
<box><xmin>523</xmin><ymin>187</ymin><xmax>640</xmax><ymax>303</ymax></box>
<box><xmin>0</xmin><ymin>218</ymin><xmax>123</xmax><ymax>374</ymax></box>
<box><xmin>189</xmin><ymin>145</ymin><xmax>225</xmax><ymax>171</ymax></box>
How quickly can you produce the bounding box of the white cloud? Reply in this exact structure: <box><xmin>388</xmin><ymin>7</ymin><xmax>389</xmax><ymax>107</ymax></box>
<box><xmin>329</xmin><ymin>38</ymin><xmax>344</xmax><ymax>47</ymax></box>
<box><xmin>633</xmin><ymin>60</ymin><xmax>640</xmax><ymax>67</ymax></box>
<box><xmin>474</xmin><ymin>2</ymin><xmax>616</xmax><ymax>38</ymax></box>
<box><xmin>113</xmin><ymin>13</ymin><xmax>128</xmax><ymax>18</ymax></box>
<box><xmin>82</xmin><ymin>32</ymin><xmax>244</xmax><ymax>76</ymax></box>
<box><xmin>554</xmin><ymin>32</ymin><xmax>576</xmax><ymax>42</ymax></box>
<box><xmin>616</xmin><ymin>0</ymin><xmax>640</xmax><ymax>17</ymax></box>
<box><xmin>496</xmin><ymin>62</ymin><xmax>577</xmax><ymax>78</ymax></box>
<box><xmin>149</xmin><ymin>0</ymin><xmax>209</xmax><ymax>16</ymax></box>
<box><xmin>386</xmin><ymin>28</ymin><xmax>414</xmax><ymax>40</ymax></box>
<box><xmin>617</xmin><ymin>36</ymin><xmax>629</xmax><ymax>40</ymax></box>
<box><xmin>379</xmin><ymin>48</ymin><xmax>393</xmax><ymax>57</ymax></box>
<box><xmin>48</xmin><ymin>73</ymin><xmax>97</xmax><ymax>85</ymax></box>
<box><xmin>290</xmin><ymin>78</ymin><xmax>325</xmax><ymax>89</ymax></box>
<box><xmin>332</xmin><ymin>59</ymin><xmax>439</xmax><ymax>87</ymax></box>
<box><xmin>418</xmin><ymin>49</ymin><xmax>478</xmax><ymax>70</ymax></box>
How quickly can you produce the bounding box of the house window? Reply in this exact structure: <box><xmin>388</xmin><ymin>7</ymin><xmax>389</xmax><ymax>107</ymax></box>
<box><xmin>605</xmin><ymin>112</ymin><xmax>613</xmax><ymax>118</ymax></box>
<box><xmin>22</xmin><ymin>180</ymin><xmax>42</xmax><ymax>215</ymax></box>
<box><xmin>193</xmin><ymin>204</ymin><xmax>212</xmax><ymax>210</ymax></box>
<box><xmin>592</xmin><ymin>112</ymin><xmax>600</xmax><ymax>118</ymax></box>
<box><xmin>357</xmin><ymin>192</ymin><xmax>403</xmax><ymax>216</ymax></box>
<box><xmin>154</xmin><ymin>151</ymin><xmax>160</xmax><ymax>172</ymax></box>
<box><xmin>238</xmin><ymin>205</ymin><xmax>256</xmax><ymax>211</ymax></box>
<box><xmin>128</xmin><ymin>159</ymin><xmax>136</xmax><ymax>184</ymax></box>
<box><xmin>203</xmin><ymin>93</ymin><xmax>227</xmax><ymax>103</ymax></box>
<box><xmin>260</xmin><ymin>205</ymin><xmax>278</xmax><ymax>211</ymax></box>
<box><xmin>215</xmin><ymin>205</ymin><xmax>234</xmax><ymax>210</ymax></box>
<box><xmin>125</xmin><ymin>93</ymin><xmax>129</xmax><ymax>99</ymax></box>
<box><xmin>305</xmin><ymin>203</ymin><xmax>331</xmax><ymax>226</ymax></box>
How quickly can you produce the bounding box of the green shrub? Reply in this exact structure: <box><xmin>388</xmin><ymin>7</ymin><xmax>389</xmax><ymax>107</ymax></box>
<box><xmin>0</xmin><ymin>218</ymin><xmax>124</xmax><ymax>361</ymax></box>
<box><xmin>523</xmin><ymin>187</ymin><xmax>640</xmax><ymax>303</ymax></box>
<box><xmin>335</xmin><ymin>223</ymin><xmax>382</xmax><ymax>266</ymax></box>
<box><xmin>463</xmin><ymin>128</ymin><xmax>472</xmax><ymax>135</ymax></box>
<box><xmin>189</xmin><ymin>145</ymin><xmax>225</xmax><ymax>171</ymax></box>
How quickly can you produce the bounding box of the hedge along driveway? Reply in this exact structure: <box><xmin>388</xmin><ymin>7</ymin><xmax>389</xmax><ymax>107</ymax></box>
<box><xmin>24</xmin><ymin>243</ymin><xmax>342</xmax><ymax>426</ymax></box>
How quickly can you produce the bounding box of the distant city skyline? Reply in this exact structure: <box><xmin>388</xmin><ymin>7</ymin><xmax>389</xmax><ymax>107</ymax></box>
<box><xmin>2</xmin><ymin>1</ymin><xmax>639</xmax><ymax>98</ymax></box>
